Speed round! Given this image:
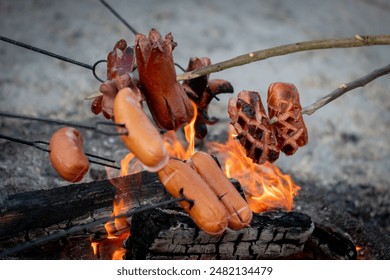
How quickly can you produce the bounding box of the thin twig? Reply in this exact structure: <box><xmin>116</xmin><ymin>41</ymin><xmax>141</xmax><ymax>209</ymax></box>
<box><xmin>302</xmin><ymin>63</ymin><xmax>390</xmax><ymax>115</ymax></box>
<box><xmin>268</xmin><ymin>63</ymin><xmax>390</xmax><ymax>124</ymax></box>
<box><xmin>176</xmin><ymin>34</ymin><xmax>390</xmax><ymax>81</ymax></box>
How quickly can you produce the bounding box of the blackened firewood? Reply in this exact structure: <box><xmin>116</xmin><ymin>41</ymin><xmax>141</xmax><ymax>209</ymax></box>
<box><xmin>125</xmin><ymin>208</ymin><xmax>315</xmax><ymax>260</ymax></box>
<box><xmin>0</xmin><ymin>171</ymin><xmax>167</xmax><ymax>239</ymax></box>
<box><xmin>303</xmin><ymin>223</ymin><xmax>357</xmax><ymax>260</ymax></box>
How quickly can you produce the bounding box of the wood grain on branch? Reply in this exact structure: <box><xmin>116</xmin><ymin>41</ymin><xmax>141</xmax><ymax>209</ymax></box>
<box><xmin>176</xmin><ymin>34</ymin><xmax>390</xmax><ymax>81</ymax></box>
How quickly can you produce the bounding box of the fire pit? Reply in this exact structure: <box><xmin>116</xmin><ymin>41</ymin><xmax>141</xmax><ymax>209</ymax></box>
<box><xmin>0</xmin><ymin>169</ymin><xmax>357</xmax><ymax>260</ymax></box>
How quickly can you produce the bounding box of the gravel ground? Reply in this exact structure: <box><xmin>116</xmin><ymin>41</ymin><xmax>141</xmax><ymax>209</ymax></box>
<box><xmin>0</xmin><ymin>0</ymin><xmax>389</xmax><ymax>259</ymax></box>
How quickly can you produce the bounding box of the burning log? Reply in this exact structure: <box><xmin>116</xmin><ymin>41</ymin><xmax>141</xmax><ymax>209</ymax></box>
<box><xmin>125</xmin><ymin>208</ymin><xmax>357</xmax><ymax>260</ymax></box>
<box><xmin>0</xmin><ymin>171</ymin><xmax>167</xmax><ymax>239</ymax></box>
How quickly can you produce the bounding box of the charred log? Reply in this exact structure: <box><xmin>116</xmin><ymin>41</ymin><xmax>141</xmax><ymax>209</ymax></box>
<box><xmin>302</xmin><ymin>223</ymin><xmax>357</xmax><ymax>260</ymax></box>
<box><xmin>0</xmin><ymin>171</ymin><xmax>167</xmax><ymax>239</ymax></box>
<box><xmin>125</xmin><ymin>208</ymin><xmax>356</xmax><ymax>260</ymax></box>
<box><xmin>126</xmin><ymin>208</ymin><xmax>313</xmax><ymax>260</ymax></box>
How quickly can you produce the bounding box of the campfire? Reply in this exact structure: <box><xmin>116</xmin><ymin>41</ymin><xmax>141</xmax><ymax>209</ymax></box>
<box><xmin>87</xmin><ymin>101</ymin><xmax>303</xmax><ymax>259</ymax></box>
<box><xmin>1</xmin><ymin>2</ymin><xmax>389</xmax><ymax>261</ymax></box>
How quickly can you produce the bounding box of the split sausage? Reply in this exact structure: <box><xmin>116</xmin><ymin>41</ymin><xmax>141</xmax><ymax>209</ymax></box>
<box><xmin>158</xmin><ymin>158</ymin><xmax>228</xmax><ymax>235</ymax></box>
<box><xmin>187</xmin><ymin>151</ymin><xmax>252</xmax><ymax>230</ymax></box>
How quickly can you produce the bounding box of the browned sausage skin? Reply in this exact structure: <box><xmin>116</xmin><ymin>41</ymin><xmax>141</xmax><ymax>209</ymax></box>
<box><xmin>267</xmin><ymin>82</ymin><xmax>308</xmax><ymax>156</ymax></box>
<box><xmin>228</xmin><ymin>90</ymin><xmax>280</xmax><ymax>164</ymax></box>
<box><xmin>113</xmin><ymin>87</ymin><xmax>169</xmax><ymax>172</ymax></box>
<box><xmin>49</xmin><ymin>127</ymin><xmax>90</xmax><ymax>182</ymax></box>
<box><xmin>158</xmin><ymin>158</ymin><xmax>228</xmax><ymax>235</ymax></box>
<box><xmin>135</xmin><ymin>29</ymin><xmax>194</xmax><ymax>131</ymax></box>
<box><xmin>187</xmin><ymin>151</ymin><xmax>252</xmax><ymax>230</ymax></box>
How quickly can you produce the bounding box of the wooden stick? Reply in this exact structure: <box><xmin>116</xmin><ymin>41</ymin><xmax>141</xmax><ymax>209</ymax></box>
<box><xmin>301</xmin><ymin>63</ymin><xmax>390</xmax><ymax>115</ymax></box>
<box><xmin>176</xmin><ymin>34</ymin><xmax>390</xmax><ymax>81</ymax></box>
<box><xmin>269</xmin><ymin>64</ymin><xmax>390</xmax><ymax>124</ymax></box>
<box><xmin>86</xmin><ymin>35</ymin><xmax>389</xmax><ymax>100</ymax></box>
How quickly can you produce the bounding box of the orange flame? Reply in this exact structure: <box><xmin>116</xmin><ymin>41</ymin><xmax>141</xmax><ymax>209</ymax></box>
<box><xmin>208</xmin><ymin>125</ymin><xmax>300</xmax><ymax>213</ymax></box>
<box><xmin>91</xmin><ymin>152</ymin><xmax>137</xmax><ymax>259</ymax></box>
<box><xmin>91</xmin><ymin>242</ymin><xmax>99</xmax><ymax>256</ymax></box>
<box><xmin>183</xmin><ymin>101</ymin><xmax>197</xmax><ymax>159</ymax></box>
<box><xmin>163</xmin><ymin>101</ymin><xmax>197</xmax><ymax>160</ymax></box>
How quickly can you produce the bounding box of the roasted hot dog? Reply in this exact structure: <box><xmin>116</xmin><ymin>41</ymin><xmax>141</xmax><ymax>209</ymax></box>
<box><xmin>158</xmin><ymin>158</ymin><xmax>228</xmax><ymax>235</ymax></box>
<box><xmin>49</xmin><ymin>127</ymin><xmax>89</xmax><ymax>182</ymax></box>
<box><xmin>267</xmin><ymin>82</ymin><xmax>308</xmax><ymax>156</ymax></box>
<box><xmin>187</xmin><ymin>151</ymin><xmax>252</xmax><ymax>230</ymax></box>
<box><xmin>181</xmin><ymin>57</ymin><xmax>234</xmax><ymax>140</ymax></box>
<box><xmin>135</xmin><ymin>29</ymin><xmax>194</xmax><ymax>131</ymax></box>
<box><xmin>113</xmin><ymin>87</ymin><xmax>169</xmax><ymax>172</ymax></box>
<box><xmin>91</xmin><ymin>39</ymin><xmax>135</xmax><ymax>119</ymax></box>
<box><xmin>228</xmin><ymin>90</ymin><xmax>280</xmax><ymax>164</ymax></box>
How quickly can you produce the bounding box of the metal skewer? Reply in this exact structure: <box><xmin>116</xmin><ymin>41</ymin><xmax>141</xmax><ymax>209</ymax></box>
<box><xmin>0</xmin><ymin>111</ymin><xmax>127</xmax><ymax>136</ymax></box>
<box><xmin>0</xmin><ymin>133</ymin><xmax>120</xmax><ymax>170</ymax></box>
<box><xmin>0</xmin><ymin>35</ymin><xmax>106</xmax><ymax>82</ymax></box>
<box><xmin>100</xmin><ymin>0</ymin><xmax>138</xmax><ymax>35</ymax></box>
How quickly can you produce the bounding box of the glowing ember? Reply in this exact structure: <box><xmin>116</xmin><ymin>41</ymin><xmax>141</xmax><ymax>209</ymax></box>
<box><xmin>208</xmin><ymin>125</ymin><xmax>300</xmax><ymax>213</ymax></box>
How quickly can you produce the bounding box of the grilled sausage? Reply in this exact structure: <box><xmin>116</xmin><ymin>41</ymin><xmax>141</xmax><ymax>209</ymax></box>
<box><xmin>135</xmin><ymin>29</ymin><xmax>194</xmax><ymax>131</ymax></box>
<box><xmin>181</xmin><ymin>57</ymin><xmax>234</xmax><ymax>140</ymax></box>
<box><xmin>187</xmin><ymin>151</ymin><xmax>252</xmax><ymax>230</ymax></box>
<box><xmin>228</xmin><ymin>90</ymin><xmax>280</xmax><ymax>164</ymax></box>
<box><xmin>267</xmin><ymin>82</ymin><xmax>308</xmax><ymax>156</ymax></box>
<box><xmin>49</xmin><ymin>127</ymin><xmax>89</xmax><ymax>182</ymax></box>
<box><xmin>91</xmin><ymin>39</ymin><xmax>135</xmax><ymax>119</ymax></box>
<box><xmin>113</xmin><ymin>87</ymin><xmax>169</xmax><ymax>172</ymax></box>
<box><xmin>158</xmin><ymin>159</ymin><xmax>228</xmax><ymax>235</ymax></box>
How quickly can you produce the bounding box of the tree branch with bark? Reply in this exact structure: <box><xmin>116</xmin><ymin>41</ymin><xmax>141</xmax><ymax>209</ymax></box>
<box><xmin>176</xmin><ymin>34</ymin><xmax>390</xmax><ymax>81</ymax></box>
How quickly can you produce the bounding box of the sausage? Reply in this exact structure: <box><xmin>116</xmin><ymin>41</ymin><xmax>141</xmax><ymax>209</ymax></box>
<box><xmin>91</xmin><ymin>39</ymin><xmax>135</xmax><ymax>119</ymax></box>
<box><xmin>158</xmin><ymin>159</ymin><xmax>228</xmax><ymax>235</ymax></box>
<box><xmin>187</xmin><ymin>151</ymin><xmax>252</xmax><ymax>230</ymax></box>
<box><xmin>96</xmin><ymin>73</ymin><xmax>134</xmax><ymax>119</ymax></box>
<box><xmin>106</xmin><ymin>39</ymin><xmax>135</xmax><ymax>80</ymax></box>
<box><xmin>228</xmin><ymin>90</ymin><xmax>280</xmax><ymax>164</ymax></box>
<box><xmin>181</xmin><ymin>57</ymin><xmax>234</xmax><ymax>140</ymax></box>
<box><xmin>49</xmin><ymin>127</ymin><xmax>89</xmax><ymax>182</ymax></box>
<box><xmin>134</xmin><ymin>29</ymin><xmax>194</xmax><ymax>131</ymax></box>
<box><xmin>113</xmin><ymin>87</ymin><xmax>169</xmax><ymax>172</ymax></box>
<box><xmin>267</xmin><ymin>82</ymin><xmax>308</xmax><ymax>156</ymax></box>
